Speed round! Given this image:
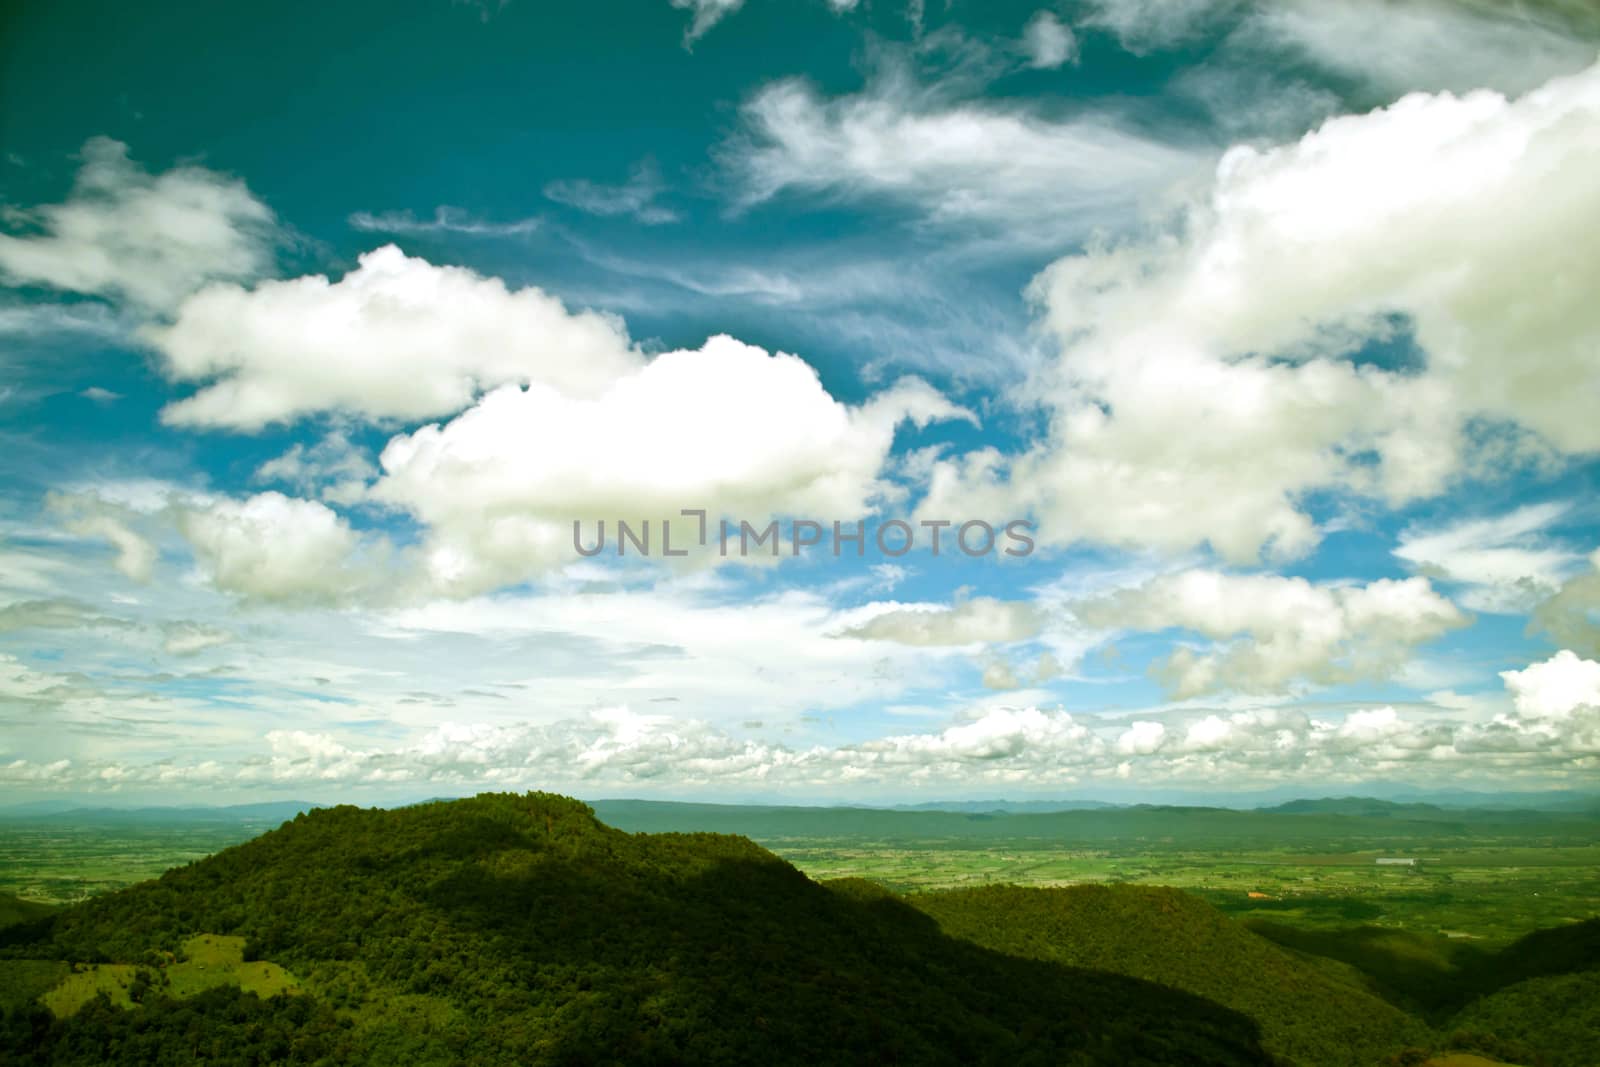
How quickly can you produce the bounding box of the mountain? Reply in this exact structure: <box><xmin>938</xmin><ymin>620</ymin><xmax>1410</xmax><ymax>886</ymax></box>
<box><xmin>0</xmin><ymin>895</ymin><xmax>53</xmax><ymax>931</ymax></box>
<box><xmin>1245</xmin><ymin>915</ymin><xmax>1600</xmax><ymax>1065</ymax></box>
<box><xmin>1260</xmin><ymin>797</ymin><xmax>1455</xmax><ymax>818</ymax></box>
<box><xmin>1447</xmin><ymin>969</ymin><xmax>1600</xmax><ymax>1067</ymax></box>
<box><xmin>881</xmin><ymin>799</ymin><xmax>1125</xmax><ymax>813</ymax></box>
<box><xmin>0</xmin><ymin>802</ymin><xmax>323</xmax><ymax>825</ymax></box>
<box><xmin>0</xmin><ymin>792</ymin><xmax>1272</xmax><ymax>1065</ymax></box>
<box><xmin>1246</xmin><ymin>915</ymin><xmax>1600</xmax><ymax>1018</ymax></box>
<box><xmin>909</xmin><ymin>883</ymin><xmax>1431</xmax><ymax>1067</ymax></box>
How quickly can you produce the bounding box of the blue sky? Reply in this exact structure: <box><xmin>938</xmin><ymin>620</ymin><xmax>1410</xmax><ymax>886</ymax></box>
<box><xmin>2</xmin><ymin>0</ymin><xmax>1599</xmax><ymax>804</ymax></box>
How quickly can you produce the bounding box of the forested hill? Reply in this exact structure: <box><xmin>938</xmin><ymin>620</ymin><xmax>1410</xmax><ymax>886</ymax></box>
<box><xmin>909</xmin><ymin>884</ymin><xmax>1428</xmax><ymax>1067</ymax></box>
<box><xmin>0</xmin><ymin>792</ymin><xmax>1272</xmax><ymax>1066</ymax></box>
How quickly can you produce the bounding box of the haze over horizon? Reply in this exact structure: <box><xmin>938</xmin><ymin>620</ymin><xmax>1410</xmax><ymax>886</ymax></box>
<box><xmin>4</xmin><ymin>0</ymin><xmax>1600</xmax><ymax>807</ymax></box>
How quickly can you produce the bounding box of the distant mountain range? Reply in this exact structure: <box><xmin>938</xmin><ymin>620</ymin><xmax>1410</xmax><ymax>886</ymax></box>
<box><xmin>4</xmin><ymin>790</ymin><xmax>1593</xmax><ymax>822</ymax></box>
<box><xmin>0</xmin><ymin>801</ymin><xmax>323</xmax><ymax>823</ymax></box>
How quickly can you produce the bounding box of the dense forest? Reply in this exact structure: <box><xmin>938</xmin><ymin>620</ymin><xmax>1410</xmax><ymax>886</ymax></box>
<box><xmin>0</xmin><ymin>793</ymin><xmax>1270</xmax><ymax>1065</ymax></box>
<box><xmin>0</xmin><ymin>792</ymin><xmax>1595</xmax><ymax>1065</ymax></box>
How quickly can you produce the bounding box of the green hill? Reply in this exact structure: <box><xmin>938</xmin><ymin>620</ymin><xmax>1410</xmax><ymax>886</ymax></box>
<box><xmin>1247</xmin><ymin>916</ymin><xmax>1600</xmax><ymax>1018</ymax></box>
<box><xmin>909</xmin><ymin>883</ymin><xmax>1431</xmax><ymax>1067</ymax></box>
<box><xmin>1446</xmin><ymin>969</ymin><xmax>1600</xmax><ymax>1067</ymax></box>
<box><xmin>0</xmin><ymin>792</ymin><xmax>1272</xmax><ymax>1066</ymax></box>
<box><xmin>0</xmin><ymin>895</ymin><xmax>53</xmax><ymax>931</ymax></box>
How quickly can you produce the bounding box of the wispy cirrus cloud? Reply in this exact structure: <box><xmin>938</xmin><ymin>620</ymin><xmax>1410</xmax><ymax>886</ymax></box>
<box><xmin>725</xmin><ymin>66</ymin><xmax>1212</xmax><ymax>245</ymax></box>
<box><xmin>543</xmin><ymin>159</ymin><xmax>680</xmax><ymax>225</ymax></box>
<box><xmin>347</xmin><ymin>205</ymin><xmax>542</xmax><ymax>236</ymax></box>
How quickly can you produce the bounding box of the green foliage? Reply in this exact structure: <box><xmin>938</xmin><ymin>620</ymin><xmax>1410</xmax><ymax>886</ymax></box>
<box><xmin>1246</xmin><ymin>921</ymin><xmax>1467</xmax><ymax>1014</ymax></box>
<box><xmin>1</xmin><ymin>793</ymin><xmax>1273</xmax><ymax>1065</ymax></box>
<box><xmin>1444</xmin><ymin>959</ymin><xmax>1600</xmax><ymax>1066</ymax></box>
<box><xmin>1</xmin><ymin>986</ymin><xmax>348</xmax><ymax>1065</ymax></box>
<box><xmin>0</xmin><ymin>962</ymin><xmax>71</xmax><ymax>1013</ymax></box>
<box><xmin>0</xmin><ymin>895</ymin><xmax>55</xmax><ymax>931</ymax></box>
<box><xmin>909</xmin><ymin>883</ymin><xmax>1430</xmax><ymax>1067</ymax></box>
<box><xmin>1250</xmin><ymin>915</ymin><xmax>1600</xmax><ymax>1019</ymax></box>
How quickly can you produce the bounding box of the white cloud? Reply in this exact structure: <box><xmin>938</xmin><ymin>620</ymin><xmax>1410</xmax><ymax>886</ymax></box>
<box><xmin>838</xmin><ymin>596</ymin><xmax>1042</xmax><ymax>646</ymax></box>
<box><xmin>0</xmin><ymin>300</ymin><xmax>125</xmax><ymax>339</ymax></box>
<box><xmin>1532</xmin><ymin>548</ymin><xmax>1600</xmax><ymax>657</ymax></box>
<box><xmin>1080</xmin><ymin>0</ymin><xmax>1235</xmax><ymax>53</ymax></box>
<box><xmin>924</xmin><ymin>60</ymin><xmax>1600</xmax><ymax>562</ymax></box>
<box><xmin>148</xmin><ymin>244</ymin><xmax>642</xmax><ymax>429</ymax></box>
<box><xmin>1085</xmin><ymin>0</ymin><xmax>1597</xmax><ymax>97</ymax></box>
<box><xmin>46</xmin><ymin>492</ymin><xmax>160</xmax><ymax>582</ymax></box>
<box><xmin>544</xmin><ymin>160</ymin><xmax>679</xmax><ymax>225</ymax></box>
<box><xmin>11</xmin><ymin>681</ymin><xmax>1595</xmax><ymax>797</ymax></box>
<box><xmin>670</xmin><ymin>0</ymin><xmax>743</xmax><ymax>44</ymax></box>
<box><xmin>1116</xmin><ymin>719</ymin><xmax>1167</xmax><ymax>755</ymax></box>
<box><xmin>1501</xmin><ymin>649</ymin><xmax>1600</xmax><ymax>720</ymax></box>
<box><xmin>0</xmin><ymin>138</ymin><xmax>276</xmax><ymax>313</ymax></box>
<box><xmin>0</xmin><ymin>598</ymin><xmax>131</xmax><ymax>634</ymax></box>
<box><xmin>160</xmin><ymin>621</ymin><xmax>232</xmax><ymax>656</ymax></box>
<box><xmin>175</xmin><ymin>492</ymin><xmax>384</xmax><ymax>605</ymax></box>
<box><xmin>729</xmin><ymin>69</ymin><xmax>1211</xmax><ymax>244</ymax></box>
<box><xmin>347</xmin><ymin>206</ymin><xmax>541</xmax><ymax>236</ymax></box>
<box><xmin>1395</xmin><ymin>502</ymin><xmax>1583</xmax><ymax>613</ymax></box>
<box><xmin>374</xmin><ymin>334</ymin><xmax>971</xmax><ymax>594</ymax></box>
<box><xmin>1245</xmin><ymin>0</ymin><xmax>1598</xmax><ymax>98</ymax></box>
<box><xmin>255</xmin><ymin>429</ymin><xmax>377</xmax><ymax>506</ymax></box>
<box><xmin>854</xmin><ymin>706</ymin><xmax>1098</xmax><ymax>764</ymax></box>
<box><xmin>1077</xmin><ymin>571</ymin><xmax>1468</xmax><ymax>697</ymax></box>
<box><xmin>1022</xmin><ymin>11</ymin><xmax>1079</xmax><ymax>69</ymax></box>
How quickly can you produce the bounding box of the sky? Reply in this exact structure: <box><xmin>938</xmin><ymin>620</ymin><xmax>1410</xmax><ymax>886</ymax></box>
<box><xmin>2</xmin><ymin>0</ymin><xmax>1599</xmax><ymax>806</ymax></box>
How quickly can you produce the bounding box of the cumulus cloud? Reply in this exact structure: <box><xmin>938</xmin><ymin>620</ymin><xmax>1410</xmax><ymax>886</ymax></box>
<box><xmin>0</xmin><ymin>137</ymin><xmax>276</xmax><ymax>313</ymax></box>
<box><xmin>8</xmin><ymin>677</ymin><xmax>1596</xmax><ymax>796</ymax></box>
<box><xmin>1395</xmin><ymin>502</ymin><xmax>1583</xmax><ymax>613</ymax></box>
<box><xmin>923</xmin><ymin>60</ymin><xmax>1600</xmax><ymax>562</ymax></box>
<box><xmin>147</xmin><ymin>244</ymin><xmax>642</xmax><ymax>429</ymax></box>
<box><xmin>255</xmin><ymin>429</ymin><xmax>377</xmax><ymax>505</ymax></box>
<box><xmin>175</xmin><ymin>492</ymin><xmax>386</xmax><ymax>605</ymax></box>
<box><xmin>1501</xmin><ymin>649</ymin><xmax>1600</xmax><ymax>720</ymax></box>
<box><xmin>1531</xmin><ymin>548</ymin><xmax>1600</xmax><ymax>657</ymax></box>
<box><xmin>839</xmin><ymin>597</ymin><xmax>1042</xmax><ymax>646</ymax></box>
<box><xmin>1077</xmin><ymin>571</ymin><xmax>1468</xmax><ymax>697</ymax></box>
<box><xmin>374</xmin><ymin>334</ymin><xmax>972</xmax><ymax>593</ymax></box>
<box><xmin>1116</xmin><ymin>720</ymin><xmax>1167</xmax><ymax>756</ymax></box>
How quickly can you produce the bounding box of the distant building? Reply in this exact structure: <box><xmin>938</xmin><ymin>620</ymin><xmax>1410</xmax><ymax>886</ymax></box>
<box><xmin>1375</xmin><ymin>857</ymin><xmax>1417</xmax><ymax>866</ymax></box>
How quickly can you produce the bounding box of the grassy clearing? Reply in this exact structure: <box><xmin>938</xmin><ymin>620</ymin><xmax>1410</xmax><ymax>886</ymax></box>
<box><xmin>7</xmin><ymin>933</ymin><xmax>299</xmax><ymax>1018</ymax></box>
<box><xmin>39</xmin><ymin>963</ymin><xmax>142</xmax><ymax>1017</ymax></box>
<box><xmin>168</xmin><ymin>933</ymin><xmax>299</xmax><ymax>999</ymax></box>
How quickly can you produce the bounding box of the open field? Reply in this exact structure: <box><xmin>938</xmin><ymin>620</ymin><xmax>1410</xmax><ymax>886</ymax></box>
<box><xmin>0</xmin><ymin>933</ymin><xmax>300</xmax><ymax>1020</ymax></box>
<box><xmin>4</xmin><ymin>800</ymin><xmax>1597</xmax><ymax>947</ymax></box>
<box><xmin>0</xmin><ymin>807</ymin><xmax>313</xmax><ymax>905</ymax></box>
<box><xmin>776</xmin><ymin>843</ymin><xmax>1600</xmax><ymax>945</ymax></box>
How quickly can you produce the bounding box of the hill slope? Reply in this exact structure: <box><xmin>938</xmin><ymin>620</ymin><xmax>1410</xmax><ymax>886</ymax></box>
<box><xmin>0</xmin><ymin>792</ymin><xmax>1272</xmax><ymax>1066</ymax></box>
<box><xmin>910</xmin><ymin>883</ymin><xmax>1431</xmax><ymax>1067</ymax></box>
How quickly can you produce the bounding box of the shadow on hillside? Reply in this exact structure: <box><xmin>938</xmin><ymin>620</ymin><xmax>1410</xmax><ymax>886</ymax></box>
<box><xmin>415</xmin><ymin>842</ymin><xmax>1272</xmax><ymax>1066</ymax></box>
